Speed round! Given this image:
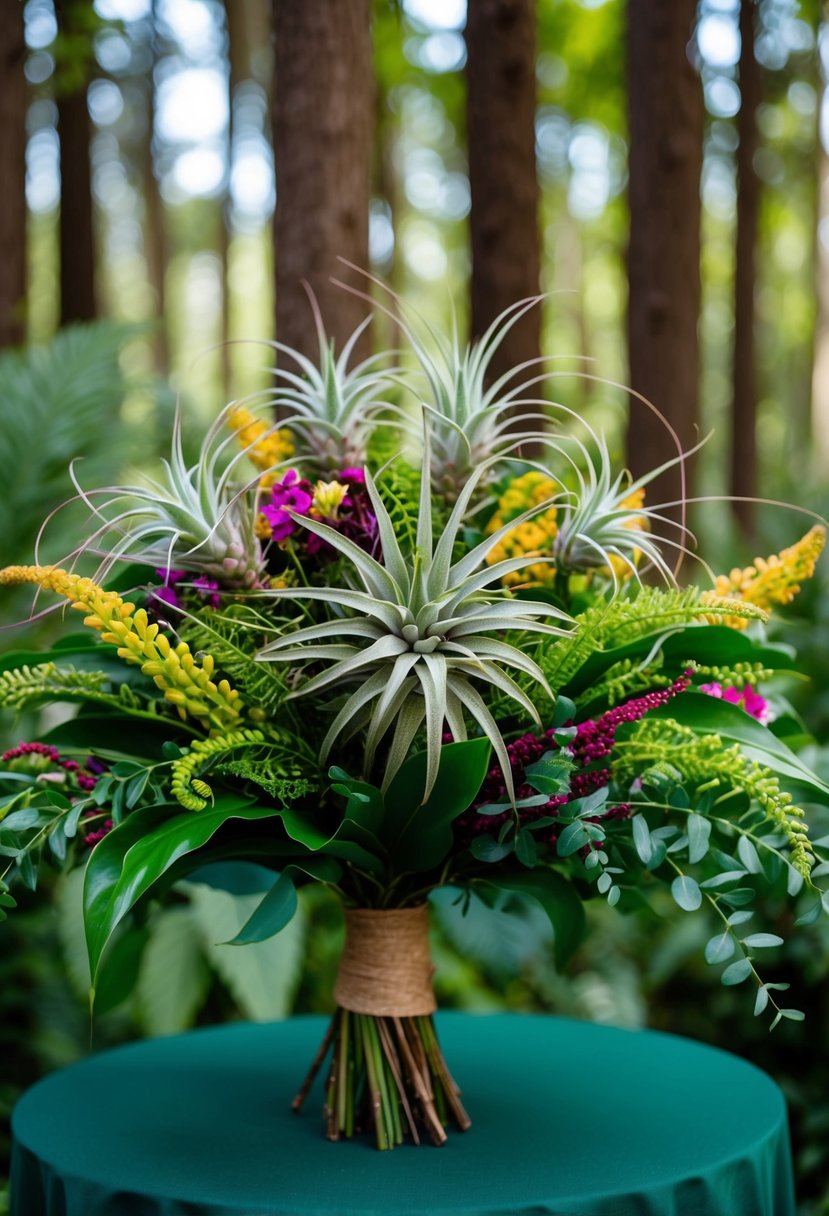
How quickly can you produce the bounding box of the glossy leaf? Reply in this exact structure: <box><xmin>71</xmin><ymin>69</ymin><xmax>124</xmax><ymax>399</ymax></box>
<box><xmin>83</xmin><ymin>795</ymin><xmax>274</xmax><ymax>986</ymax></box>
<box><xmin>384</xmin><ymin>738</ymin><xmax>491</xmax><ymax>871</ymax></box>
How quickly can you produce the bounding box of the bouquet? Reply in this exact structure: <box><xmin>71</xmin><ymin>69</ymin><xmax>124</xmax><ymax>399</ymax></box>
<box><xmin>1</xmin><ymin>292</ymin><xmax>828</xmax><ymax>1150</ymax></box>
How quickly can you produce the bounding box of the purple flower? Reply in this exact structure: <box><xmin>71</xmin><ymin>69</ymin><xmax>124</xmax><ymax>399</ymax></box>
<box><xmin>261</xmin><ymin>469</ymin><xmax>314</xmax><ymax>542</ymax></box>
<box><xmin>700</xmin><ymin>681</ymin><xmax>771</xmax><ymax>724</ymax></box>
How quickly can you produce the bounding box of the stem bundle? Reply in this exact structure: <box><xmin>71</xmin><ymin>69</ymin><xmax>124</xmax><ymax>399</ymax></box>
<box><xmin>293</xmin><ymin>1010</ymin><xmax>471</xmax><ymax>1149</ymax></box>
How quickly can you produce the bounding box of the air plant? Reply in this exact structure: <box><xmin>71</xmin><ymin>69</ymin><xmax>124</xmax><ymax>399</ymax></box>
<box><xmin>60</xmin><ymin>408</ymin><xmax>266</xmax><ymax>587</ymax></box>
<box><xmin>264</xmin><ymin>296</ymin><xmax>404</xmax><ymax>471</ymax></box>
<box><xmin>256</xmin><ymin>426</ymin><xmax>574</xmax><ymax>801</ymax></box>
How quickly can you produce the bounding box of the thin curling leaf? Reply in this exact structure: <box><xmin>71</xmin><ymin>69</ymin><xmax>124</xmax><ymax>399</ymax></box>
<box><xmin>257</xmin><ymin>418</ymin><xmax>576</xmax><ymax>800</ymax></box>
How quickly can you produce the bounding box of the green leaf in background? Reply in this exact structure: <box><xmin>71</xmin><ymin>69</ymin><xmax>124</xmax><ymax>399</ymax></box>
<box><xmin>223</xmin><ymin>872</ymin><xmax>297</xmax><ymax>945</ymax></box>
<box><xmin>479</xmin><ymin>867</ymin><xmax>586</xmax><ymax>969</ymax></box>
<box><xmin>383</xmin><ymin>738</ymin><xmax>491</xmax><ymax>872</ymax></box>
<box><xmin>184</xmin><ymin>879</ymin><xmax>306</xmax><ymax>1020</ymax></box>
<box><xmin>135</xmin><ymin>907</ymin><xmax>211</xmax><ymax>1036</ymax></box>
<box><xmin>82</xmin><ymin>795</ymin><xmax>273</xmax><ymax>987</ymax></box>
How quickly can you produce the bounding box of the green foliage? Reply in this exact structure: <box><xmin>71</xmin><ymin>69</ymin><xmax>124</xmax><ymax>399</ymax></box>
<box><xmin>82</xmin><ymin>795</ymin><xmax>280</xmax><ymax>987</ymax></box>
<box><xmin>0</xmin><ymin>322</ymin><xmax>162</xmax><ymax>572</ymax></box>
<box><xmin>0</xmin><ymin>663</ymin><xmax>114</xmax><ymax>713</ymax></box>
<box><xmin>169</xmin><ymin>727</ymin><xmax>315</xmax><ymax>811</ymax></box>
<box><xmin>178</xmin><ymin>606</ymin><xmax>299</xmax><ymax>724</ymax></box>
<box><xmin>539</xmin><ymin>586</ymin><xmax>769</xmax><ymax>695</ymax></box>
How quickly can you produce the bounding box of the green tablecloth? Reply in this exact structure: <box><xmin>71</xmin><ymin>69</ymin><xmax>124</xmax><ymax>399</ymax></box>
<box><xmin>11</xmin><ymin>1013</ymin><xmax>795</xmax><ymax>1216</ymax></box>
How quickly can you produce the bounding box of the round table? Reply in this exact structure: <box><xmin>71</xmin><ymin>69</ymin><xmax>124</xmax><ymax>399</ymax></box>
<box><xmin>10</xmin><ymin>1013</ymin><xmax>795</xmax><ymax>1216</ymax></box>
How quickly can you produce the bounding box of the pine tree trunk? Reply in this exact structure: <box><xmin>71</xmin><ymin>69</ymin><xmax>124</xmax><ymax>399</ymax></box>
<box><xmin>0</xmin><ymin>0</ymin><xmax>27</xmax><ymax>348</ymax></box>
<box><xmin>730</xmin><ymin>0</ymin><xmax>761</xmax><ymax>537</ymax></box>
<box><xmin>56</xmin><ymin>1</ymin><xmax>97</xmax><ymax>326</ymax></box>
<box><xmin>272</xmin><ymin>0</ymin><xmax>372</xmax><ymax>361</ymax></box>
<box><xmin>465</xmin><ymin>0</ymin><xmax>541</xmax><ymax>383</ymax></box>
<box><xmin>626</xmin><ymin>0</ymin><xmax>703</xmax><ymax>522</ymax></box>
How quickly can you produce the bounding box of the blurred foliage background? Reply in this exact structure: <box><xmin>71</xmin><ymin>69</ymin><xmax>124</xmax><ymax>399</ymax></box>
<box><xmin>1</xmin><ymin>0</ymin><xmax>828</xmax><ymax>1211</ymax></box>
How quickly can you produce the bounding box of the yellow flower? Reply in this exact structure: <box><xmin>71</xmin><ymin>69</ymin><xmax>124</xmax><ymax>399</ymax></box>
<box><xmin>485</xmin><ymin>473</ymin><xmax>559</xmax><ymax>587</ymax></box>
<box><xmin>0</xmin><ymin>566</ymin><xmax>242</xmax><ymax>733</ymax></box>
<box><xmin>312</xmin><ymin>479</ymin><xmax>349</xmax><ymax>520</ymax></box>
<box><xmin>710</xmin><ymin>525</ymin><xmax>826</xmax><ymax>629</ymax></box>
<box><xmin>227</xmin><ymin>407</ymin><xmax>294</xmax><ymax>480</ymax></box>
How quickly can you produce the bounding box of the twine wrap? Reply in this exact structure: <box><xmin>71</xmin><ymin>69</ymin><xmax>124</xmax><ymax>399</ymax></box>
<box><xmin>333</xmin><ymin>905</ymin><xmax>437</xmax><ymax>1017</ymax></box>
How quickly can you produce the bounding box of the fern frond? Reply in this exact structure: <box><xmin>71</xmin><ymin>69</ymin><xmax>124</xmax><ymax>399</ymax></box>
<box><xmin>616</xmin><ymin>717</ymin><xmax>814</xmax><ymax>877</ymax></box>
<box><xmin>540</xmin><ymin>587</ymin><xmax>769</xmax><ymax>693</ymax></box>
<box><xmin>178</xmin><ymin>605</ymin><xmax>297</xmax><ymax>725</ymax></box>
<box><xmin>0</xmin><ymin>663</ymin><xmax>110</xmax><ymax>712</ymax></box>
<box><xmin>170</xmin><ymin>727</ymin><xmax>313</xmax><ymax>810</ymax></box>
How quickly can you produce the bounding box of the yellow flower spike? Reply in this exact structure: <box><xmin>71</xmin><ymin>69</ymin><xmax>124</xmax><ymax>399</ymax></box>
<box><xmin>227</xmin><ymin>407</ymin><xmax>294</xmax><ymax>476</ymax></box>
<box><xmin>0</xmin><ymin>566</ymin><xmax>242</xmax><ymax>733</ymax></box>
<box><xmin>711</xmin><ymin>525</ymin><xmax>826</xmax><ymax>629</ymax></box>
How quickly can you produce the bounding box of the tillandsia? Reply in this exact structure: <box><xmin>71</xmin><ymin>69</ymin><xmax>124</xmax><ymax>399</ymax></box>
<box><xmin>2</xmin><ymin>295</ymin><xmax>829</xmax><ymax>1151</ymax></box>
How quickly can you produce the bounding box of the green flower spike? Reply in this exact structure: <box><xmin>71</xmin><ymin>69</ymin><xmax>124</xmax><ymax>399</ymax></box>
<box><xmin>256</xmin><ymin>425</ymin><xmax>576</xmax><ymax>802</ymax></box>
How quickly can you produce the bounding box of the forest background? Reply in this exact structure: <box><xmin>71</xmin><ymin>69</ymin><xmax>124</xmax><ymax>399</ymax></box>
<box><xmin>1</xmin><ymin>0</ymin><xmax>829</xmax><ymax>1211</ymax></box>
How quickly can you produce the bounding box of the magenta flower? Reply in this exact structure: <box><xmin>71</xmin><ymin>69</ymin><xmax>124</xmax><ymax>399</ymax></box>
<box><xmin>700</xmin><ymin>682</ymin><xmax>771</xmax><ymax>724</ymax></box>
<box><xmin>261</xmin><ymin>469</ymin><xmax>314</xmax><ymax>542</ymax></box>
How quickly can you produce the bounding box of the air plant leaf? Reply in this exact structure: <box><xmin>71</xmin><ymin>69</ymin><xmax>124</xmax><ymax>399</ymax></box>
<box><xmin>257</xmin><ymin>420</ymin><xmax>577</xmax><ymax>801</ymax></box>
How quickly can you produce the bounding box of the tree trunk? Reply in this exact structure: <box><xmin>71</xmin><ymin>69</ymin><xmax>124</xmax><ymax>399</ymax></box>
<box><xmin>812</xmin><ymin>16</ymin><xmax>829</xmax><ymax>473</ymax></box>
<box><xmin>272</xmin><ymin>0</ymin><xmax>372</xmax><ymax>361</ymax></box>
<box><xmin>143</xmin><ymin>6</ymin><xmax>169</xmax><ymax>373</ymax></box>
<box><xmin>465</xmin><ymin>0</ymin><xmax>541</xmax><ymax>382</ymax></box>
<box><xmin>730</xmin><ymin>0</ymin><xmax>762</xmax><ymax>537</ymax></box>
<box><xmin>626</xmin><ymin>0</ymin><xmax>703</xmax><ymax>522</ymax></box>
<box><xmin>56</xmin><ymin>1</ymin><xmax>97</xmax><ymax>326</ymax></box>
<box><xmin>0</xmin><ymin>0</ymin><xmax>27</xmax><ymax>348</ymax></box>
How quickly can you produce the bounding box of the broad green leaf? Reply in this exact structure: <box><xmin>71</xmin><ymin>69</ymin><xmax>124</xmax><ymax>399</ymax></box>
<box><xmin>277</xmin><ymin>805</ymin><xmax>385</xmax><ymax>875</ymax></box>
<box><xmin>95</xmin><ymin>926</ymin><xmax>150</xmax><ymax>1016</ymax></box>
<box><xmin>524</xmin><ymin>753</ymin><xmax>573</xmax><ymax>796</ymax></box>
<box><xmin>671</xmin><ymin>874</ymin><xmax>702</xmax><ymax>912</ymax></box>
<box><xmin>383</xmin><ymin>739</ymin><xmax>491</xmax><ymax>871</ymax></box>
<box><xmin>83</xmin><ymin>795</ymin><xmax>273</xmax><ymax>985</ymax></box>
<box><xmin>220</xmin><ymin>860</ymin><xmax>343</xmax><ymax>945</ymax></box>
<box><xmin>479</xmin><ymin>867</ymin><xmax>586</xmax><ymax>969</ymax></box>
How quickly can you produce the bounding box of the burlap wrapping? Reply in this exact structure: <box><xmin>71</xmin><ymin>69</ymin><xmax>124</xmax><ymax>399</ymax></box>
<box><xmin>333</xmin><ymin>905</ymin><xmax>437</xmax><ymax>1017</ymax></box>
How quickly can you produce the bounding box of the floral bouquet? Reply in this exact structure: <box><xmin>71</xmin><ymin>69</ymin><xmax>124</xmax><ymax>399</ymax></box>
<box><xmin>1</xmin><ymin>292</ymin><xmax>828</xmax><ymax>1150</ymax></box>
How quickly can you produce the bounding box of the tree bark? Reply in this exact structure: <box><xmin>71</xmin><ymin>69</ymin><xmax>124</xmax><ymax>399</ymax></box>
<box><xmin>465</xmin><ymin>0</ymin><xmax>541</xmax><ymax>382</ymax></box>
<box><xmin>272</xmin><ymin>0</ymin><xmax>372</xmax><ymax>361</ymax></box>
<box><xmin>730</xmin><ymin>0</ymin><xmax>762</xmax><ymax>537</ymax></box>
<box><xmin>0</xmin><ymin>0</ymin><xmax>27</xmax><ymax>347</ymax></box>
<box><xmin>812</xmin><ymin>17</ymin><xmax>829</xmax><ymax>473</ymax></box>
<box><xmin>626</xmin><ymin>0</ymin><xmax>703</xmax><ymax>521</ymax></box>
<box><xmin>143</xmin><ymin>5</ymin><xmax>169</xmax><ymax>373</ymax></box>
<box><xmin>56</xmin><ymin>1</ymin><xmax>97</xmax><ymax>326</ymax></box>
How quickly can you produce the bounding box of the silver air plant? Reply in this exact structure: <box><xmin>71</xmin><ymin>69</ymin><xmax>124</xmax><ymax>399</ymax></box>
<box><xmin>264</xmin><ymin>297</ymin><xmax>403</xmax><ymax>471</ymax></box>
<box><xmin>257</xmin><ymin>426</ymin><xmax>575</xmax><ymax>802</ymax></box>
<box><xmin>63</xmin><ymin>409</ymin><xmax>265</xmax><ymax>586</ymax></box>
